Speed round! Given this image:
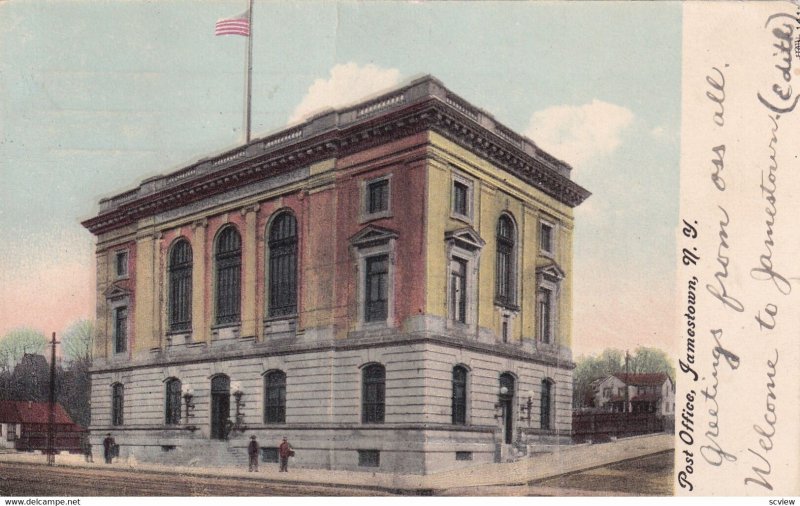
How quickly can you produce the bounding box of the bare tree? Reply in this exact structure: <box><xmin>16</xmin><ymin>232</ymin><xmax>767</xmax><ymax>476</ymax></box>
<box><xmin>57</xmin><ymin>320</ymin><xmax>96</xmax><ymax>428</ymax></box>
<box><xmin>628</xmin><ymin>346</ymin><xmax>675</xmax><ymax>380</ymax></box>
<box><xmin>61</xmin><ymin>319</ymin><xmax>95</xmax><ymax>365</ymax></box>
<box><xmin>0</xmin><ymin>327</ymin><xmax>47</xmax><ymax>371</ymax></box>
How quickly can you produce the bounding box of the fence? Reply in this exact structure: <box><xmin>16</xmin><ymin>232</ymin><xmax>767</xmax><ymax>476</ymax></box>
<box><xmin>15</xmin><ymin>424</ymin><xmax>85</xmax><ymax>453</ymax></box>
<box><xmin>572</xmin><ymin>412</ymin><xmax>670</xmax><ymax>443</ymax></box>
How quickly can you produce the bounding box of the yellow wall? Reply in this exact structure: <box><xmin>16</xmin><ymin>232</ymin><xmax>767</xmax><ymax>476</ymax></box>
<box><xmin>425</xmin><ymin>132</ymin><xmax>576</xmax><ymax>348</ymax></box>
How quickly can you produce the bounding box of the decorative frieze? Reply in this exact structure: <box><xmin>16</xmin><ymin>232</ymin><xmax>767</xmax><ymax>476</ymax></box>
<box><xmin>83</xmin><ymin>77</ymin><xmax>589</xmax><ymax>236</ymax></box>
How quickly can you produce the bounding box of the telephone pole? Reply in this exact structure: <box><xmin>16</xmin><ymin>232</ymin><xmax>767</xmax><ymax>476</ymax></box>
<box><xmin>624</xmin><ymin>350</ymin><xmax>630</xmax><ymax>414</ymax></box>
<box><xmin>47</xmin><ymin>332</ymin><xmax>59</xmax><ymax>466</ymax></box>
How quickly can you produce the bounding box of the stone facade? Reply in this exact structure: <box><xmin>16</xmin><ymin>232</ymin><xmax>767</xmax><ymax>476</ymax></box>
<box><xmin>83</xmin><ymin>75</ymin><xmax>589</xmax><ymax>474</ymax></box>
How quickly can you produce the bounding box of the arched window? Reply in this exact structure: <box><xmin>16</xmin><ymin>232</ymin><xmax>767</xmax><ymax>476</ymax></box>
<box><xmin>362</xmin><ymin>364</ymin><xmax>385</xmax><ymax>424</ymax></box>
<box><xmin>165</xmin><ymin>378</ymin><xmax>182</xmax><ymax>425</ymax></box>
<box><xmin>268</xmin><ymin>212</ymin><xmax>298</xmax><ymax>317</ymax></box>
<box><xmin>540</xmin><ymin>379</ymin><xmax>553</xmax><ymax>430</ymax></box>
<box><xmin>495</xmin><ymin>215</ymin><xmax>516</xmax><ymax>307</ymax></box>
<box><xmin>264</xmin><ymin>370</ymin><xmax>287</xmax><ymax>424</ymax></box>
<box><xmin>169</xmin><ymin>240</ymin><xmax>192</xmax><ymax>331</ymax></box>
<box><xmin>215</xmin><ymin>226</ymin><xmax>241</xmax><ymax>325</ymax></box>
<box><xmin>452</xmin><ymin>366</ymin><xmax>468</xmax><ymax>425</ymax></box>
<box><xmin>111</xmin><ymin>383</ymin><xmax>124</xmax><ymax>426</ymax></box>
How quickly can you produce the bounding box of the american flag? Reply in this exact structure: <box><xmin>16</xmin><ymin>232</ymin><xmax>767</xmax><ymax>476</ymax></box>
<box><xmin>215</xmin><ymin>12</ymin><xmax>250</xmax><ymax>37</ymax></box>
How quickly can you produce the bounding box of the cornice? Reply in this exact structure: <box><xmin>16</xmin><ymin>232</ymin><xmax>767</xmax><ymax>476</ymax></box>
<box><xmin>82</xmin><ymin>77</ymin><xmax>590</xmax><ymax>236</ymax></box>
<box><xmin>89</xmin><ymin>332</ymin><xmax>575</xmax><ymax>374</ymax></box>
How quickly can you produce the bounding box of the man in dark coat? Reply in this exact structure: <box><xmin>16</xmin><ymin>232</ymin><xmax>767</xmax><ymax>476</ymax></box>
<box><xmin>247</xmin><ymin>435</ymin><xmax>259</xmax><ymax>472</ymax></box>
<box><xmin>278</xmin><ymin>437</ymin><xmax>292</xmax><ymax>472</ymax></box>
<box><xmin>102</xmin><ymin>433</ymin><xmax>115</xmax><ymax>464</ymax></box>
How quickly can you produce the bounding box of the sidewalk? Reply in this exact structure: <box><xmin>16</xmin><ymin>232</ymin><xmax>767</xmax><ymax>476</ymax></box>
<box><xmin>0</xmin><ymin>433</ymin><xmax>672</xmax><ymax>493</ymax></box>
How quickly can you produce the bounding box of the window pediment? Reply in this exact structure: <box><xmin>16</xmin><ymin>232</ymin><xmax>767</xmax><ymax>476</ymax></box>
<box><xmin>536</xmin><ymin>262</ymin><xmax>565</xmax><ymax>283</ymax></box>
<box><xmin>444</xmin><ymin>227</ymin><xmax>485</xmax><ymax>252</ymax></box>
<box><xmin>350</xmin><ymin>225</ymin><xmax>398</xmax><ymax>249</ymax></box>
<box><xmin>104</xmin><ymin>284</ymin><xmax>131</xmax><ymax>301</ymax></box>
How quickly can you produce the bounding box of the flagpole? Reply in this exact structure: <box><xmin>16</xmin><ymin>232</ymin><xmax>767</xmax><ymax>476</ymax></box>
<box><xmin>245</xmin><ymin>0</ymin><xmax>254</xmax><ymax>144</ymax></box>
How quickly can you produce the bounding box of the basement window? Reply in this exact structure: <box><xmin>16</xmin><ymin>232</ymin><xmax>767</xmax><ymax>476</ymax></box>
<box><xmin>262</xmin><ymin>447</ymin><xmax>279</xmax><ymax>463</ymax></box>
<box><xmin>358</xmin><ymin>450</ymin><xmax>380</xmax><ymax>467</ymax></box>
<box><xmin>456</xmin><ymin>451</ymin><xmax>473</xmax><ymax>461</ymax></box>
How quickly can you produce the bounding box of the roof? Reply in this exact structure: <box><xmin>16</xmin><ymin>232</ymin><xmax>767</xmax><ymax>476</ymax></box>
<box><xmin>0</xmin><ymin>400</ymin><xmax>77</xmax><ymax>426</ymax></box>
<box><xmin>82</xmin><ymin>75</ymin><xmax>590</xmax><ymax>235</ymax></box>
<box><xmin>15</xmin><ymin>353</ymin><xmax>48</xmax><ymax>370</ymax></box>
<box><xmin>612</xmin><ymin>373</ymin><xmax>670</xmax><ymax>386</ymax></box>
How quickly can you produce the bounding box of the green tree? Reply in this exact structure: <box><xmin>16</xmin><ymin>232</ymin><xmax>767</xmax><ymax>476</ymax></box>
<box><xmin>572</xmin><ymin>349</ymin><xmax>624</xmax><ymax>408</ymax></box>
<box><xmin>573</xmin><ymin>346</ymin><xmax>674</xmax><ymax>408</ymax></box>
<box><xmin>629</xmin><ymin>346</ymin><xmax>675</xmax><ymax>380</ymax></box>
<box><xmin>61</xmin><ymin>319</ymin><xmax>94</xmax><ymax>365</ymax></box>
<box><xmin>0</xmin><ymin>327</ymin><xmax>47</xmax><ymax>371</ymax></box>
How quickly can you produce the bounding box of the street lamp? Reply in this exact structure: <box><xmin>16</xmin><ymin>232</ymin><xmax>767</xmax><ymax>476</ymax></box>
<box><xmin>232</xmin><ymin>382</ymin><xmax>246</xmax><ymax>433</ymax></box>
<box><xmin>182</xmin><ymin>384</ymin><xmax>195</xmax><ymax>425</ymax></box>
<box><xmin>519</xmin><ymin>390</ymin><xmax>534</xmax><ymax>425</ymax></box>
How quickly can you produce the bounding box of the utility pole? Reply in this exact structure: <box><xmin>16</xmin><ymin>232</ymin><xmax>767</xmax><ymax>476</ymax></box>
<box><xmin>47</xmin><ymin>332</ymin><xmax>59</xmax><ymax>466</ymax></box>
<box><xmin>624</xmin><ymin>350</ymin><xmax>630</xmax><ymax>414</ymax></box>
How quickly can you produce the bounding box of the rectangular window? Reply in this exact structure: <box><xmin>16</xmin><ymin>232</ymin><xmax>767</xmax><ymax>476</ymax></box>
<box><xmin>502</xmin><ymin>320</ymin><xmax>508</xmax><ymax>343</ymax></box>
<box><xmin>362</xmin><ymin>365</ymin><xmax>386</xmax><ymax>424</ymax></box>
<box><xmin>452</xmin><ymin>180</ymin><xmax>469</xmax><ymax>217</ymax></box>
<box><xmin>450</xmin><ymin>258</ymin><xmax>467</xmax><ymax>323</ymax></box>
<box><xmin>540</xmin><ymin>223</ymin><xmax>554</xmax><ymax>254</ymax></box>
<box><xmin>261</xmin><ymin>447</ymin><xmax>279</xmax><ymax>463</ymax></box>
<box><xmin>7</xmin><ymin>425</ymin><xmax>15</xmax><ymax>441</ymax></box>
<box><xmin>114</xmin><ymin>306</ymin><xmax>128</xmax><ymax>354</ymax></box>
<box><xmin>455</xmin><ymin>451</ymin><xmax>473</xmax><ymax>461</ymax></box>
<box><xmin>367</xmin><ymin>179</ymin><xmax>390</xmax><ymax>215</ymax></box>
<box><xmin>115</xmin><ymin>251</ymin><xmax>128</xmax><ymax>278</ymax></box>
<box><xmin>358</xmin><ymin>450</ymin><xmax>380</xmax><ymax>467</ymax></box>
<box><xmin>365</xmin><ymin>255</ymin><xmax>389</xmax><ymax>322</ymax></box>
<box><xmin>537</xmin><ymin>288</ymin><xmax>552</xmax><ymax>344</ymax></box>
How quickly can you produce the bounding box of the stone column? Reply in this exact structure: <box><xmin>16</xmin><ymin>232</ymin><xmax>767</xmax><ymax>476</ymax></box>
<box><xmin>241</xmin><ymin>204</ymin><xmax>260</xmax><ymax>338</ymax></box>
<box><xmin>191</xmin><ymin>219</ymin><xmax>208</xmax><ymax>344</ymax></box>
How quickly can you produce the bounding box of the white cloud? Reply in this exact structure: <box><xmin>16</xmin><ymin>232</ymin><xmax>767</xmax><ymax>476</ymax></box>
<box><xmin>524</xmin><ymin>100</ymin><xmax>634</xmax><ymax>167</ymax></box>
<box><xmin>289</xmin><ymin>63</ymin><xmax>402</xmax><ymax>123</ymax></box>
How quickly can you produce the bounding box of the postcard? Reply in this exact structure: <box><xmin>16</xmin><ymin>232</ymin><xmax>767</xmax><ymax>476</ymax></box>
<box><xmin>0</xmin><ymin>0</ymin><xmax>797</xmax><ymax>501</ymax></box>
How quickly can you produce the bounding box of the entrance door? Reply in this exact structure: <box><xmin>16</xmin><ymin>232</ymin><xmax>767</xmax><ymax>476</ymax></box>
<box><xmin>499</xmin><ymin>373</ymin><xmax>515</xmax><ymax>444</ymax></box>
<box><xmin>210</xmin><ymin>375</ymin><xmax>230</xmax><ymax>440</ymax></box>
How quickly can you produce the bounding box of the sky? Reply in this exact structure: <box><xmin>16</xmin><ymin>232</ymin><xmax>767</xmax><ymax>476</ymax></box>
<box><xmin>0</xmin><ymin>1</ymin><xmax>682</xmax><ymax>357</ymax></box>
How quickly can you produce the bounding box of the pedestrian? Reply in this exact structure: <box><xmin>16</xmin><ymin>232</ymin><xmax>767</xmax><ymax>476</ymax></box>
<box><xmin>278</xmin><ymin>437</ymin><xmax>293</xmax><ymax>472</ymax></box>
<box><xmin>102</xmin><ymin>433</ymin><xmax>115</xmax><ymax>464</ymax></box>
<box><xmin>247</xmin><ymin>435</ymin><xmax>259</xmax><ymax>472</ymax></box>
<box><xmin>82</xmin><ymin>435</ymin><xmax>93</xmax><ymax>463</ymax></box>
